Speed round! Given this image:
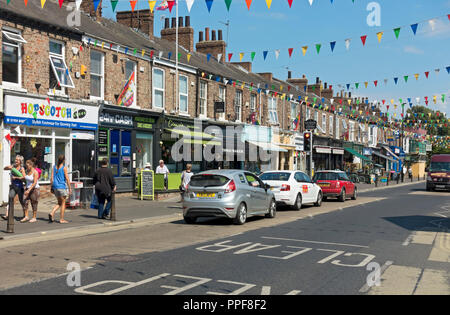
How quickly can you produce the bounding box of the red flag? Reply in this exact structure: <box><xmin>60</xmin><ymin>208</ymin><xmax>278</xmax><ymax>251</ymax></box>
<box><xmin>288</xmin><ymin>48</ymin><xmax>294</xmax><ymax>57</ymax></box>
<box><xmin>130</xmin><ymin>0</ymin><xmax>137</xmax><ymax>11</ymax></box>
<box><xmin>448</xmin><ymin>14</ymin><xmax>450</xmax><ymax>21</ymax></box>
<box><xmin>287</xmin><ymin>0</ymin><xmax>293</xmax><ymax>8</ymax></box>
<box><xmin>5</xmin><ymin>134</ymin><xmax>12</xmax><ymax>142</ymax></box>
<box><xmin>374</xmin><ymin>80</ymin><xmax>378</xmax><ymax>87</ymax></box>
<box><xmin>245</xmin><ymin>0</ymin><xmax>252</xmax><ymax>10</ymax></box>
<box><xmin>425</xmin><ymin>71</ymin><xmax>429</xmax><ymax>78</ymax></box>
<box><xmin>228</xmin><ymin>53</ymin><xmax>233</xmax><ymax>62</ymax></box>
<box><xmin>361</xmin><ymin>35</ymin><xmax>367</xmax><ymax>46</ymax></box>
<box><xmin>58</xmin><ymin>0</ymin><xmax>64</xmax><ymax>8</ymax></box>
<box><xmin>150</xmin><ymin>50</ymin><xmax>154</xmax><ymax>59</ymax></box>
<box><xmin>167</xmin><ymin>0</ymin><xmax>175</xmax><ymax>12</ymax></box>
<box><xmin>382</xmin><ymin>100</ymin><xmax>385</xmax><ymax>105</ymax></box>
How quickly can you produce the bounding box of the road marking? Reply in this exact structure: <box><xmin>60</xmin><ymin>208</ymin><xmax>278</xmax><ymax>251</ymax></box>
<box><xmin>367</xmin><ymin>265</ymin><xmax>422</xmax><ymax>295</ymax></box>
<box><xmin>402</xmin><ymin>233</ymin><xmax>415</xmax><ymax>246</ymax></box>
<box><xmin>411</xmin><ymin>231</ymin><xmax>437</xmax><ymax>245</ymax></box>
<box><xmin>428</xmin><ymin>232</ymin><xmax>450</xmax><ymax>263</ymax></box>
<box><xmin>206</xmin><ymin>280</ymin><xmax>256</xmax><ymax>295</ymax></box>
<box><xmin>260</xmin><ymin>237</ymin><xmax>369</xmax><ymax>249</ymax></box>
<box><xmin>359</xmin><ymin>261</ymin><xmax>393</xmax><ymax>293</ymax></box>
<box><xmin>162</xmin><ymin>275</ymin><xmax>212</xmax><ymax>295</ymax></box>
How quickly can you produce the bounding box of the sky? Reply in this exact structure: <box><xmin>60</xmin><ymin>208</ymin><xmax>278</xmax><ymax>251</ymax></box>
<box><xmin>103</xmin><ymin>0</ymin><xmax>450</xmax><ymax>118</ymax></box>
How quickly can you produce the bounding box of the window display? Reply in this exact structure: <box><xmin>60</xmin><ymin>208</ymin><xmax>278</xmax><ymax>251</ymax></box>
<box><xmin>11</xmin><ymin>137</ymin><xmax>52</xmax><ymax>182</ymax></box>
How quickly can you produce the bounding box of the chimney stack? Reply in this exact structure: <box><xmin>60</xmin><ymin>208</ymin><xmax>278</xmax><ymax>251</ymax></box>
<box><xmin>196</xmin><ymin>27</ymin><xmax>226</xmax><ymax>63</ymax></box>
<box><xmin>218</xmin><ymin>30</ymin><xmax>223</xmax><ymax>41</ymax></box>
<box><xmin>211</xmin><ymin>30</ymin><xmax>216</xmax><ymax>41</ymax></box>
<box><xmin>205</xmin><ymin>27</ymin><xmax>210</xmax><ymax>41</ymax></box>
<box><xmin>199</xmin><ymin>31</ymin><xmax>204</xmax><ymax>42</ymax></box>
<box><xmin>116</xmin><ymin>9</ymin><xmax>154</xmax><ymax>37</ymax></box>
<box><xmin>288</xmin><ymin>71</ymin><xmax>292</xmax><ymax>79</ymax></box>
<box><xmin>161</xmin><ymin>16</ymin><xmax>195</xmax><ymax>52</ymax></box>
<box><xmin>287</xmin><ymin>74</ymin><xmax>308</xmax><ymax>91</ymax></box>
<box><xmin>164</xmin><ymin>18</ymin><xmax>170</xmax><ymax>29</ymax></box>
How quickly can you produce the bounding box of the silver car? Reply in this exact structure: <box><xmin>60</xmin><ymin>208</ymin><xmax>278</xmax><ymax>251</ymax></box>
<box><xmin>182</xmin><ymin>170</ymin><xmax>276</xmax><ymax>225</ymax></box>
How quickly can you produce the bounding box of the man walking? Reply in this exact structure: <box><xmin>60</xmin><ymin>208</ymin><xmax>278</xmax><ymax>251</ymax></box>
<box><xmin>93</xmin><ymin>159</ymin><xmax>116</xmax><ymax>219</ymax></box>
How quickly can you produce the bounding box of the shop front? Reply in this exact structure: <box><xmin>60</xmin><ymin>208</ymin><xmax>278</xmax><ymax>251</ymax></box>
<box><xmin>97</xmin><ymin>105</ymin><xmax>159</xmax><ymax>192</ymax></box>
<box><xmin>2</xmin><ymin>93</ymin><xmax>99</xmax><ymax>203</ymax></box>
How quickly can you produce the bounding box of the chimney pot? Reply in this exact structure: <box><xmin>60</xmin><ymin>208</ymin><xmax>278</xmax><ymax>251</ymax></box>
<box><xmin>205</xmin><ymin>27</ymin><xmax>210</xmax><ymax>41</ymax></box>
<box><xmin>178</xmin><ymin>17</ymin><xmax>183</xmax><ymax>27</ymax></box>
<box><xmin>288</xmin><ymin>71</ymin><xmax>292</xmax><ymax>79</ymax></box>
<box><xmin>316</xmin><ymin>77</ymin><xmax>320</xmax><ymax>84</ymax></box>
<box><xmin>185</xmin><ymin>16</ymin><xmax>190</xmax><ymax>27</ymax></box>
<box><xmin>218</xmin><ymin>30</ymin><xmax>223</xmax><ymax>41</ymax></box>
<box><xmin>212</xmin><ymin>30</ymin><xmax>216</xmax><ymax>41</ymax></box>
<box><xmin>324</xmin><ymin>82</ymin><xmax>327</xmax><ymax>89</ymax></box>
<box><xmin>199</xmin><ymin>31</ymin><xmax>204</xmax><ymax>42</ymax></box>
<box><xmin>164</xmin><ymin>18</ymin><xmax>170</xmax><ymax>29</ymax></box>
<box><xmin>171</xmin><ymin>17</ymin><xmax>176</xmax><ymax>28</ymax></box>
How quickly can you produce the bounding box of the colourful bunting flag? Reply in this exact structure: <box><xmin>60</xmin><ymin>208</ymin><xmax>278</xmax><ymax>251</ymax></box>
<box><xmin>58</xmin><ymin>0</ymin><xmax>64</xmax><ymax>8</ymax></box>
<box><xmin>345</xmin><ymin>39</ymin><xmax>351</xmax><ymax>51</ymax></box>
<box><xmin>301</xmin><ymin>46</ymin><xmax>308</xmax><ymax>56</ymax></box>
<box><xmin>228</xmin><ymin>53</ymin><xmax>233</xmax><ymax>62</ymax></box>
<box><xmin>288</xmin><ymin>48</ymin><xmax>294</xmax><ymax>58</ymax></box>
<box><xmin>263</xmin><ymin>51</ymin><xmax>268</xmax><ymax>60</ymax></box>
<box><xmin>167</xmin><ymin>0</ymin><xmax>175</xmax><ymax>12</ymax></box>
<box><xmin>239</xmin><ymin>53</ymin><xmax>244</xmax><ymax>62</ymax></box>
<box><xmin>330</xmin><ymin>41</ymin><xmax>336</xmax><ymax>52</ymax></box>
<box><xmin>130</xmin><ymin>0</ymin><xmax>137</xmax><ymax>11</ymax></box>
<box><xmin>315</xmin><ymin>44</ymin><xmax>321</xmax><ymax>54</ymax></box>
<box><xmin>225</xmin><ymin>0</ymin><xmax>232</xmax><ymax>11</ymax></box>
<box><xmin>265</xmin><ymin>0</ymin><xmax>272</xmax><ymax>9</ymax></box>
<box><xmin>411</xmin><ymin>23</ymin><xmax>418</xmax><ymax>35</ymax></box>
<box><xmin>206</xmin><ymin>0</ymin><xmax>213</xmax><ymax>12</ymax></box>
<box><xmin>251</xmin><ymin>52</ymin><xmax>256</xmax><ymax>61</ymax></box>
<box><xmin>93</xmin><ymin>0</ymin><xmax>101</xmax><ymax>11</ymax></box>
<box><xmin>376</xmin><ymin>32</ymin><xmax>383</xmax><ymax>43</ymax></box>
<box><xmin>361</xmin><ymin>35</ymin><xmax>367</xmax><ymax>46</ymax></box>
<box><xmin>394</xmin><ymin>28</ymin><xmax>401</xmax><ymax>39</ymax></box>
<box><xmin>287</xmin><ymin>0</ymin><xmax>293</xmax><ymax>8</ymax></box>
<box><xmin>245</xmin><ymin>0</ymin><xmax>252</xmax><ymax>10</ymax></box>
<box><xmin>186</xmin><ymin>0</ymin><xmax>194</xmax><ymax>12</ymax></box>
<box><xmin>41</xmin><ymin>0</ymin><xmax>46</xmax><ymax>8</ymax></box>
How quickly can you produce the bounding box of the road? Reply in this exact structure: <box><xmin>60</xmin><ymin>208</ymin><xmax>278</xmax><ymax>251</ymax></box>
<box><xmin>0</xmin><ymin>182</ymin><xmax>449</xmax><ymax>295</ymax></box>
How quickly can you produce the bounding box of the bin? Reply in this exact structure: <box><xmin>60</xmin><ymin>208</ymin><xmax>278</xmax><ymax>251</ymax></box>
<box><xmin>79</xmin><ymin>177</ymin><xmax>94</xmax><ymax>209</ymax></box>
<box><xmin>67</xmin><ymin>182</ymin><xmax>83</xmax><ymax>208</ymax></box>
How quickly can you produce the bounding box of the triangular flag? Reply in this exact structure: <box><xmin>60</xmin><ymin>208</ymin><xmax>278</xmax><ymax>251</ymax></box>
<box><xmin>207</xmin><ymin>54</ymin><xmax>211</xmax><ymax>62</ymax></box>
<box><xmin>394</xmin><ymin>77</ymin><xmax>399</xmax><ymax>85</ymax></box>
<box><xmin>315</xmin><ymin>44</ymin><xmax>321</xmax><ymax>54</ymax></box>
<box><xmin>355</xmin><ymin>83</ymin><xmax>359</xmax><ymax>89</ymax></box>
<box><xmin>288</xmin><ymin>48</ymin><xmax>294</xmax><ymax>57</ymax></box>
<box><xmin>206</xmin><ymin>0</ymin><xmax>213</xmax><ymax>12</ymax></box>
<box><xmin>394</xmin><ymin>28</ymin><xmax>401</xmax><ymax>39</ymax></box>
<box><xmin>361</xmin><ymin>35</ymin><xmax>367</xmax><ymax>46</ymax></box>
<box><xmin>301</xmin><ymin>46</ymin><xmax>308</xmax><ymax>56</ymax></box>
<box><xmin>425</xmin><ymin>71</ymin><xmax>430</xmax><ymax>78</ymax></box>
<box><xmin>225</xmin><ymin>0</ymin><xmax>232</xmax><ymax>11</ymax></box>
<box><xmin>376</xmin><ymin>32</ymin><xmax>383</xmax><ymax>43</ymax></box>
<box><xmin>275</xmin><ymin>49</ymin><xmax>280</xmax><ymax>60</ymax></box>
<box><xmin>308</xmin><ymin>0</ymin><xmax>313</xmax><ymax>5</ymax></box>
<box><xmin>330</xmin><ymin>41</ymin><xmax>336</xmax><ymax>52</ymax></box>
<box><xmin>429</xmin><ymin>19</ymin><xmax>436</xmax><ymax>31</ymax></box>
<box><xmin>411</xmin><ymin>23</ymin><xmax>418</xmax><ymax>35</ymax></box>
<box><xmin>239</xmin><ymin>53</ymin><xmax>244</xmax><ymax>62</ymax></box>
<box><xmin>58</xmin><ymin>0</ymin><xmax>64</xmax><ymax>8</ymax></box>
<box><xmin>364</xmin><ymin>82</ymin><xmax>368</xmax><ymax>88</ymax></box>
<box><xmin>263</xmin><ymin>51</ymin><xmax>268</xmax><ymax>60</ymax></box>
<box><xmin>374</xmin><ymin>80</ymin><xmax>378</xmax><ymax>87</ymax></box>
<box><xmin>24</xmin><ymin>0</ymin><xmax>29</xmax><ymax>6</ymax></box>
<box><xmin>187</xmin><ymin>53</ymin><xmax>191</xmax><ymax>62</ymax></box>
<box><xmin>218</xmin><ymin>53</ymin><xmax>222</xmax><ymax>62</ymax></box>
<box><xmin>130</xmin><ymin>0</ymin><xmax>137</xmax><ymax>11</ymax></box>
<box><xmin>404</xmin><ymin>76</ymin><xmax>409</xmax><ymax>83</ymax></box>
<box><xmin>228</xmin><ymin>53</ymin><xmax>233</xmax><ymax>62</ymax></box>
<box><xmin>287</xmin><ymin>0</ymin><xmax>293</xmax><ymax>8</ymax></box>
<box><xmin>435</xmin><ymin>69</ymin><xmax>440</xmax><ymax>75</ymax></box>
<box><xmin>446</xmin><ymin>66</ymin><xmax>450</xmax><ymax>74</ymax></box>
<box><xmin>148</xmin><ymin>0</ymin><xmax>156</xmax><ymax>12</ymax></box>
<box><xmin>41</xmin><ymin>0</ymin><xmax>46</xmax><ymax>8</ymax></box>
<box><xmin>265</xmin><ymin>0</ymin><xmax>272</xmax><ymax>9</ymax></box>
<box><xmin>414</xmin><ymin>73</ymin><xmax>419</xmax><ymax>80</ymax></box>
<box><xmin>186</xmin><ymin>0</ymin><xmax>194</xmax><ymax>12</ymax></box>
<box><xmin>168</xmin><ymin>0</ymin><xmax>175</xmax><ymax>12</ymax></box>
<box><xmin>345</xmin><ymin>39</ymin><xmax>351</xmax><ymax>50</ymax></box>
<box><xmin>245</xmin><ymin>0</ymin><xmax>252</xmax><ymax>10</ymax></box>
<box><xmin>93</xmin><ymin>0</ymin><xmax>101</xmax><ymax>11</ymax></box>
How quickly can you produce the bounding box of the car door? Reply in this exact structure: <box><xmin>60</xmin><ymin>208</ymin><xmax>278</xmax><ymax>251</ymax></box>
<box><xmin>338</xmin><ymin>172</ymin><xmax>354</xmax><ymax>195</ymax></box>
<box><xmin>244</xmin><ymin>173</ymin><xmax>266</xmax><ymax>212</ymax></box>
<box><xmin>301</xmin><ymin>172</ymin><xmax>316</xmax><ymax>203</ymax></box>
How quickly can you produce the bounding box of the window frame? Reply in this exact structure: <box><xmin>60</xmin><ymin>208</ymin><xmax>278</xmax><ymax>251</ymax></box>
<box><xmin>250</xmin><ymin>93</ymin><xmax>257</xmax><ymax>112</ymax></box>
<box><xmin>49</xmin><ymin>39</ymin><xmax>74</xmax><ymax>89</ymax></box>
<box><xmin>2</xmin><ymin>28</ymin><xmax>23</xmax><ymax>88</ymax></box>
<box><xmin>322</xmin><ymin>113</ymin><xmax>327</xmax><ymax>134</ymax></box>
<box><xmin>152</xmin><ymin>67</ymin><xmax>165</xmax><ymax>109</ymax></box>
<box><xmin>218</xmin><ymin>85</ymin><xmax>226</xmax><ymax>120</ymax></box>
<box><xmin>199</xmin><ymin>80</ymin><xmax>208</xmax><ymax>117</ymax></box>
<box><xmin>89</xmin><ymin>50</ymin><xmax>104</xmax><ymax>100</ymax></box>
<box><xmin>234</xmin><ymin>89</ymin><xmax>243</xmax><ymax>122</ymax></box>
<box><xmin>268</xmin><ymin>97</ymin><xmax>278</xmax><ymax>125</ymax></box>
<box><xmin>329</xmin><ymin>115</ymin><xmax>334</xmax><ymax>136</ymax></box>
<box><xmin>178</xmin><ymin>74</ymin><xmax>189</xmax><ymax>114</ymax></box>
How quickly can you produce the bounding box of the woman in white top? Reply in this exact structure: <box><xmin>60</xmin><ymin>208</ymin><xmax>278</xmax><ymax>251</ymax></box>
<box><xmin>22</xmin><ymin>159</ymin><xmax>40</xmax><ymax>223</ymax></box>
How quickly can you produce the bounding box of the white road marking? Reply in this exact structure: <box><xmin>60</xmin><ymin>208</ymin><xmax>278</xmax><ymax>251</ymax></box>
<box><xmin>261</xmin><ymin>236</ymin><xmax>369</xmax><ymax>249</ymax></box>
<box><xmin>162</xmin><ymin>274</ymin><xmax>212</xmax><ymax>295</ymax></box>
<box><xmin>206</xmin><ymin>280</ymin><xmax>256</xmax><ymax>295</ymax></box>
<box><xmin>359</xmin><ymin>261</ymin><xmax>393</xmax><ymax>293</ymax></box>
<box><xmin>402</xmin><ymin>233</ymin><xmax>415</xmax><ymax>246</ymax></box>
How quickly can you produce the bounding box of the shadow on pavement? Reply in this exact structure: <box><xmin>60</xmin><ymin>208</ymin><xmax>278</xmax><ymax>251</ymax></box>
<box><xmin>383</xmin><ymin>215</ymin><xmax>450</xmax><ymax>232</ymax></box>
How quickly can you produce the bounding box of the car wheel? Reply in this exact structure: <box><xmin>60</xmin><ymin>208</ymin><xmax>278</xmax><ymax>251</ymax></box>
<box><xmin>323</xmin><ymin>196</ymin><xmax>328</xmax><ymax>201</ymax></box>
<box><xmin>293</xmin><ymin>194</ymin><xmax>302</xmax><ymax>211</ymax></box>
<box><xmin>184</xmin><ymin>216</ymin><xmax>196</xmax><ymax>224</ymax></box>
<box><xmin>339</xmin><ymin>189</ymin><xmax>346</xmax><ymax>202</ymax></box>
<box><xmin>351</xmin><ymin>188</ymin><xmax>357</xmax><ymax>200</ymax></box>
<box><xmin>266</xmin><ymin>199</ymin><xmax>276</xmax><ymax>218</ymax></box>
<box><xmin>314</xmin><ymin>191</ymin><xmax>323</xmax><ymax>207</ymax></box>
<box><xmin>233</xmin><ymin>203</ymin><xmax>247</xmax><ymax>225</ymax></box>
<box><xmin>426</xmin><ymin>185</ymin><xmax>431</xmax><ymax>191</ymax></box>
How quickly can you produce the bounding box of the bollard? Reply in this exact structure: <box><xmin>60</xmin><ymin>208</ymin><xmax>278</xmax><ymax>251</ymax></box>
<box><xmin>401</xmin><ymin>173</ymin><xmax>404</xmax><ymax>183</ymax></box>
<box><xmin>375</xmin><ymin>176</ymin><xmax>378</xmax><ymax>187</ymax></box>
<box><xmin>397</xmin><ymin>174</ymin><xmax>400</xmax><ymax>184</ymax></box>
<box><xmin>6</xmin><ymin>196</ymin><xmax>15</xmax><ymax>233</ymax></box>
<box><xmin>387</xmin><ymin>176</ymin><xmax>389</xmax><ymax>186</ymax></box>
<box><xmin>110</xmin><ymin>192</ymin><xmax>116</xmax><ymax>221</ymax></box>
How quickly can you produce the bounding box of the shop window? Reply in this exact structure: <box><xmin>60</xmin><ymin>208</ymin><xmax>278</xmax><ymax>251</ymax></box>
<box><xmin>54</xmin><ymin>128</ymin><xmax>71</xmax><ymax>137</ymax></box>
<box><xmin>11</xmin><ymin>137</ymin><xmax>52</xmax><ymax>182</ymax></box>
<box><xmin>2</xmin><ymin>29</ymin><xmax>25</xmax><ymax>87</ymax></box>
<box><xmin>90</xmin><ymin>50</ymin><xmax>104</xmax><ymax>99</ymax></box>
<box><xmin>136</xmin><ymin>132</ymin><xmax>153</xmax><ymax>170</ymax></box>
<box><xmin>179</xmin><ymin>75</ymin><xmax>188</xmax><ymax>113</ymax></box>
<box><xmin>49</xmin><ymin>40</ymin><xmax>74</xmax><ymax>89</ymax></box>
<box><xmin>153</xmin><ymin>68</ymin><xmax>164</xmax><ymax>109</ymax></box>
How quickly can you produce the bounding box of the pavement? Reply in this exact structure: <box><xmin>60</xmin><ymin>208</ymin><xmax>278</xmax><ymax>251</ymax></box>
<box><xmin>0</xmin><ymin>179</ymin><xmax>424</xmax><ymax>237</ymax></box>
<box><xmin>1</xmin><ymin>181</ymin><xmax>448</xmax><ymax>296</ymax></box>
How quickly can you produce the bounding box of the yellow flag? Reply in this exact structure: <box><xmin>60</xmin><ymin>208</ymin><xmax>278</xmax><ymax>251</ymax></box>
<box><xmin>101</xmin><ymin>42</ymin><xmax>104</xmax><ymax>49</ymax></box>
<box><xmin>433</xmin><ymin>95</ymin><xmax>437</xmax><ymax>103</ymax></box>
<box><xmin>305</xmin><ymin>96</ymin><xmax>308</xmax><ymax>102</ymax></box>
<box><xmin>241</xmin><ymin>82</ymin><xmax>245</xmax><ymax>89</ymax></box>
<box><xmin>239</xmin><ymin>53</ymin><xmax>244</xmax><ymax>62</ymax></box>
<box><xmin>414</xmin><ymin>73</ymin><xmax>419</xmax><ymax>80</ymax></box>
<box><xmin>390</xmin><ymin>99</ymin><xmax>394</xmax><ymax>104</ymax></box>
<box><xmin>348</xmin><ymin>99</ymin><xmax>351</xmax><ymax>105</ymax></box>
<box><xmin>187</xmin><ymin>54</ymin><xmax>191</xmax><ymax>62</ymax></box>
<box><xmin>364</xmin><ymin>82</ymin><xmax>368</xmax><ymax>88</ymax></box>
<box><xmin>302</xmin><ymin>46</ymin><xmax>308</xmax><ymax>56</ymax></box>
<box><xmin>142</xmin><ymin>49</ymin><xmax>145</xmax><ymax>57</ymax></box>
<box><xmin>377</xmin><ymin>32</ymin><xmax>383</xmax><ymax>43</ymax></box>
<box><xmin>280</xmin><ymin>85</ymin><xmax>283</xmax><ymax>91</ymax></box>
<box><xmin>41</xmin><ymin>0</ymin><xmax>46</xmax><ymax>8</ymax></box>
<box><xmin>265</xmin><ymin>0</ymin><xmax>272</xmax><ymax>9</ymax></box>
<box><xmin>149</xmin><ymin>0</ymin><xmax>157</xmax><ymax>13</ymax></box>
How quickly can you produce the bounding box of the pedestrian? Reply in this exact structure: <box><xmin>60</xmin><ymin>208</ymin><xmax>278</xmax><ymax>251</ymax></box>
<box><xmin>180</xmin><ymin>164</ymin><xmax>194</xmax><ymax>200</ymax></box>
<box><xmin>402</xmin><ymin>165</ymin><xmax>407</xmax><ymax>182</ymax></box>
<box><xmin>156</xmin><ymin>160</ymin><xmax>170</xmax><ymax>189</ymax></box>
<box><xmin>31</xmin><ymin>157</ymin><xmax>42</xmax><ymax>180</ymax></box>
<box><xmin>49</xmin><ymin>155</ymin><xmax>71</xmax><ymax>224</ymax></box>
<box><xmin>93</xmin><ymin>159</ymin><xmax>116</xmax><ymax>219</ymax></box>
<box><xmin>144</xmin><ymin>162</ymin><xmax>152</xmax><ymax>170</ymax></box>
<box><xmin>2</xmin><ymin>155</ymin><xmax>26</xmax><ymax>220</ymax></box>
<box><xmin>408</xmin><ymin>167</ymin><xmax>412</xmax><ymax>179</ymax></box>
<box><xmin>22</xmin><ymin>159</ymin><xmax>40</xmax><ymax>223</ymax></box>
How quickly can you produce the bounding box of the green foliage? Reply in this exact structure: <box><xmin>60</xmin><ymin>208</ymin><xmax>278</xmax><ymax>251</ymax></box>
<box><xmin>406</xmin><ymin>106</ymin><xmax>449</xmax><ymax>137</ymax></box>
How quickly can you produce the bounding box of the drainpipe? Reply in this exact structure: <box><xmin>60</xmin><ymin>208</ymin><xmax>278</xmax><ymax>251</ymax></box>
<box><xmin>195</xmin><ymin>70</ymin><xmax>200</xmax><ymax>118</ymax></box>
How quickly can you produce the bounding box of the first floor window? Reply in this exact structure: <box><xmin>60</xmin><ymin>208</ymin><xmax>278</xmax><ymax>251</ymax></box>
<box><xmin>200</xmin><ymin>81</ymin><xmax>207</xmax><ymax>116</ymax></box>
<box><xmin>49</xmin><ymin>40</ymin><xmax>74</xmax><ymax>89</ymax></box>
<box><xmin>218</xmin><ymin>85</ymin><xmax>226</xmax><ymax>120</ymax></box>
<box><xmin>322</xmin><ymin>114</ymin><xmax>327</xmax><ymax>134</ymax></box>
<box><xmin>234</xmin><ymin>90</ymin><xmax>242</xmax><ymax>121</ymax></box>
<box><xmin>336</xmin><ymin>118</ymin><xmax>340</xmax><ymax>139</ymax></box>
<box><xmin>124</xmin><ymin>60</ymin><xmax>137</xmax><ymax>107</ymax></box>
<box><xmin>90</xmin><ymin>50</ymin><xmax>104</xmax><ymax>99</ymax></box>
<box><xmin>250</xmin><ymin>94</ymin><xmax>257</xmax><ymax>112</ymax></box>
<box><xmin>179</xmin><ymin>75</ymin><xmax>188</xmax><ymax>113</ymax></box>
<box><xmin>2</xmin><ymin>30</ymin><xmax>25</xmax><ymax>86</ymax></box>
<box><xmin>268</xmin><ymin>97</ymin><xmax>278</xmax><ymax>124</ymax></box>
<box><xmin>152</xmin><ymin>68</ymin><xmax>164</xmax><ymax>109</ymax></box>
<box><xmin>329</xmin><ymin>115</ymin><xmax>334</xmax><ymax>136</ymax></box>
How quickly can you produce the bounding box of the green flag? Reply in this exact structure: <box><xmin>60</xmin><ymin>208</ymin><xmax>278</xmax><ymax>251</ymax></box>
<box><xmin>394</xmin><ymin>28</ymin><xmax>401</xmax><ymax>39</ymax></box>
<box><xmin>111</xmin><ymin>0</ymin><xmax>119</xmax><ymax>12</ymax></box>
<box><xmin>316</xmin><ymin>44</ymin><xmax>321</xmax><ymax>54</ymax></box>
<box><xmin>355</xmin><ymin>83</ymin><xmax>359</xmax><ymax>89</ymax></box>
<box><xmin>404</xmin><ymin>75</ymin><xmax>409</xmax><ymax>83</ymax></box>
<box><xmin>251</xmin><ymin>52</ymin><xmax>256</xmax><ymax>61</ymax></box>
<box><xmin>225</xmin><ymin>0</ymin><xmax>232</xmax><ymax>11</ymax></box>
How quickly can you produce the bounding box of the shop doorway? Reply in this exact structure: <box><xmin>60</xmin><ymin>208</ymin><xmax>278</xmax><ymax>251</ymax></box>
<box><xmin>55</xmin><ymin>139</ymin><xmax>70</xmax><ymax>171</ymax></box>
<box><xmin>72</xmin><ymin>140</ymin><xmax>95</xmax><ymax>178</ymax></box>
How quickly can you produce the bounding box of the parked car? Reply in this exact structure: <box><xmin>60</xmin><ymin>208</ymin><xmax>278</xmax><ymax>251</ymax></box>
<box><xmin>312</xmin><ymin>171</ymin><xmax>357</xmax><ymax>202</ymax></box>
<box><xmin>260</xmin><ymin>171</ymin><xmax>323</xmax><ymax>210</ymax></box>
<box><xmin>426</xmin><ymin>154</ymin><xmax>450</xmax><ymax>191</ymax></box>
<box><xmin>182</xmin><ymin>170</ymin><xmax>276</xmax><ymax>225</ymax></box>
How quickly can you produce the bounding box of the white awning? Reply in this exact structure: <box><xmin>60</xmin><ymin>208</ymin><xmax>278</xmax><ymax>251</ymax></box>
<box><xmin>332</xmin><ymin>148</ymin><xmax>344</xmax><ymax>155</ymax></box>
<box><xmin>315</xmin><ymin>146</ymin><xmax>332</xmax><ymax>154</ymax></box>
<box><xmin>248</xmin><ymin>141</ymin><xmax>288</xmax><ymax>152</ymax></box>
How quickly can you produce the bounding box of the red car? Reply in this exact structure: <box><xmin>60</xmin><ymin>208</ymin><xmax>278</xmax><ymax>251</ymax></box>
<box><xmin>312</xmin><ymin>171</ymin><xmax>357</xmax><ymax>202</ymax></box>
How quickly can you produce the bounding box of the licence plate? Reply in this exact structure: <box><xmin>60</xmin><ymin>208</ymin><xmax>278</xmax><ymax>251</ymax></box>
<box><xmin>319</xmin><ymin>183</ymin><xmax>330</xmax><ymax>187</ymax></box>
<box><xmin>196</xmin><ymin>193</ymin><xmax>216</xmax><ymax>198</ymax></box>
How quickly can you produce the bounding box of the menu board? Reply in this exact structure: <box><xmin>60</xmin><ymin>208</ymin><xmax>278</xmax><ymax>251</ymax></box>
<box><xmin>98</xmin><ymin>129</ymin><xmax>108</xmax><ymax>145</ymax></box>
<box><xmin>141</xmin><ymin>170</ymin><xmax>154</xmax><ymax>200</ymax></box>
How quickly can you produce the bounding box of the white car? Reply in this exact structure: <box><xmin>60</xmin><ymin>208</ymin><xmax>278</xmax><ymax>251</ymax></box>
<box><xmin>260</xmin><ymin>171</ymin><xmax>323</xmax><ymax>210</ymax></box>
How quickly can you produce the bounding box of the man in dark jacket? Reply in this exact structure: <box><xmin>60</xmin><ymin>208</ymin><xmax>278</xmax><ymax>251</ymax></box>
<box><xmin>93</xmin><ymin>159</ymin><xmax>116</xmax><ymax>219</ymax></box>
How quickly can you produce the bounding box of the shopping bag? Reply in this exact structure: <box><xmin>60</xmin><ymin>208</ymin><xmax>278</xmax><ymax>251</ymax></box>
<box><xmin>90</xmin><ymin>192</ymin><xmax>99</xmax><ymax>209</ymax></box>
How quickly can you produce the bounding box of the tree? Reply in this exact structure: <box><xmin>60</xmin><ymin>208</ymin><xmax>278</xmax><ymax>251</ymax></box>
<box><xmin>406</xmin><ymin>106</ymin><xmax>449</xmax><ymax>137</ymax></box>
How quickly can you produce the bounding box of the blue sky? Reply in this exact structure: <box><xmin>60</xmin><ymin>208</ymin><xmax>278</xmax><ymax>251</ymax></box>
<box><xmin>104</xmin><ymin>0</ymin><xmax>450</xmax><ymax>118</ymax></box>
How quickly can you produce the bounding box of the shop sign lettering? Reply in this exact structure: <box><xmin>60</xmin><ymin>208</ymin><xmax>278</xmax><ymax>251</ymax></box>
<box><xmin>100</xmin><ymin>113</ymin><xmax>133</xmax><ymax>127</ymax></box>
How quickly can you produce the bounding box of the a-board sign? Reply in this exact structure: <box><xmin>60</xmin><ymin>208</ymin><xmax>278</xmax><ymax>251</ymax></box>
<box><xmin>98</xmin><ymin>129</ymin><xmax>108</xmax><ymax>145</ymax></box>
<box><xmin>140</xmin><ymin>170</ymin><xmax>154</xmax><ymax>200</ymax></box>
<box><xmin>304</xmin><ymin>119</ymin><xmax>317</xmax><ymax>131</ymax></box>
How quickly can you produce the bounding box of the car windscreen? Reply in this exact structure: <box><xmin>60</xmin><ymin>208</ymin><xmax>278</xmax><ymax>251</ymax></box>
<box><xmin>430</xmin><ymin>162</ymin><xmax>450</xmax><ymax>172</ymax></box>
<box><xmin>260</xmin><ymin>172</ymin><xmax>291</xmax><ymax>181</ymax></box>
<box><xmin>313</xmin><ymin>172</ymin><xmax>339</xmax><ymax>181</ymax></box>
<box><xmin>189</xmin><ymin>174</ymin><xmax>230</xmax><ymax>187</ymax></box>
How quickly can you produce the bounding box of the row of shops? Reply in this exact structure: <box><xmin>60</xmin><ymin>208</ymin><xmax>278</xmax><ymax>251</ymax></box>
<box><xmin>0</xmin><ymin>91</ymin><xmax>410</xmax><ymax>203</ymax></box>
